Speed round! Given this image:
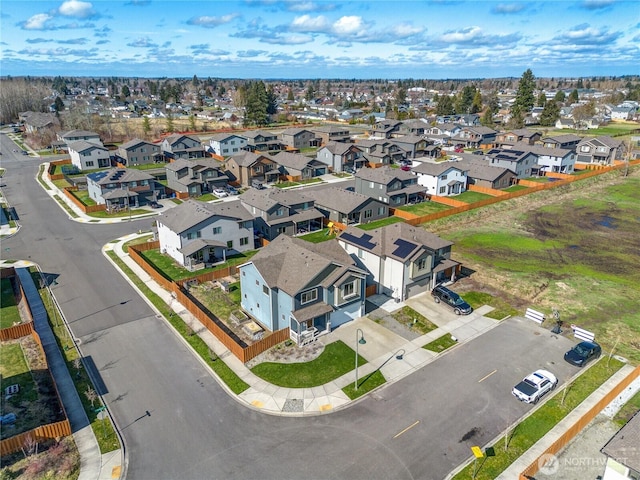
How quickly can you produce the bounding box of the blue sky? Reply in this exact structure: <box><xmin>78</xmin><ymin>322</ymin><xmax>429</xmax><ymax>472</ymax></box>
<box><xmin>1</xmin><ymin>0</ymin><xmax>638</xmax><ymax>79</ymax></box>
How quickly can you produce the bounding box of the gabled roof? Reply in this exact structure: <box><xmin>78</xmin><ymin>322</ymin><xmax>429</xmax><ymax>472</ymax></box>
<box><xmin>511</xmin><ymin>142</ymin><xmax>572</xmax><ymax>158</ymax></box>
<box><xmin>303</xmin><ymin>186</ymin><xmax>380</xmax><ymax>213</ymax></box>
<box><xmin>541</xmin><ymin>134</ymin><xmax>583</xmax><ymax>144</ymax></box>
<box><xmin>68</xmin><ymin>140</ymin><xmax>109</xmax><ymax>153</ymax></box>
<box><xmin>120</xmin><ymin>138</ymin><xmax>157</xmax><ymax>151</ymax></box>
<box><xmin>601</xmin><ymin>411</ymin><xmax>640</xmax><ymax>473</ymax></box>
<box><xmin>229</xmin><ymin>151</ymin><xmax>272</xmax><ymax>167</ymax></box>
<box><xmin>391</xmin><ymin>135</ymin><xmax>425</xmax><ymax>146</ymax></box>
<box><xmin>355</xmin><ymin>166</ymin><xmax>415</xmax><ymax>185</ymax></box>
<box><xmin>86</xmin><ymin>168</ymin><xmax>154</xmax><ymax>185</ymax></box>
<box><xmin>209</xmin><ymin>133</ymin><xmax>245</xmax><ymax>143</ymax></box>
<box><xmin>247</xmin><ymin>235</ymin><xmax>358</xmax><ymax>296</ymax></box>
<box><xmin>322</xmin><ymin>141</ymin><xmax>362</xmax><ymax>156</ymax></box>
<box><xmin>163</xmin><ymin>133</ymin><xmax>201</xmax><ymax>146</ymax></box>
<box><xmin>339</xmin><ymin>223</ymin><xmax>452</xmax><ymax>262</ymax></box>
<box><xmin>60</xmin><ymin>129</ymin><xmax>100</xmax><ymax>139</ymax></box>
<box><xmin>240</xmin><ymin>187</ymin><xmax>313</xmax><ymax>211</ymax></box>
<box><xmin>577</xmin><ymin>135</ymin><xmax>622</xmax><ymax>149</ymax></box>
<box><xmin>157</xmin><ymin>199</ymin><xmax>253</xmax><ymax>234</ymax></box>
<box><xmin>242</xmin><ymin>129</ymin><xmax>276</xmax><ymax>140</ymax></box>
<box><xmin>268</xmin><ymin>151</ymin><xmax>313</xmax><ymax>171</ymax></box>
<box><xmin>280</xmin><ymin>127</ymin><xmax>313</xmax><ymax>136</ymax></box>
<box><xmin>455</xmin><ymin>159</ymin><xmax>514</xmax><ymax>181</ymax></box>
<box><xmin>311</xmin><ymin>125</ymin><xmax>350</xmax><ymax>134</ymax></box>
<box><xmin>463</xmin><ymin>126</ymin><xmax>497</xmax><ymax>135</ymax></box>
<box><xmin>165</xmin><ymin>158</ymin><xmax>225</xmax><ymax>173</ymax></box>
<box><xmin>485</xmin><ymin>148</ymin><xmax>533</xmax><ymax>164</ymax></box>
<box><xmin>413</xmin><ymin>162</ymin><xmax>465</xmax><ymax>176</ymax></box>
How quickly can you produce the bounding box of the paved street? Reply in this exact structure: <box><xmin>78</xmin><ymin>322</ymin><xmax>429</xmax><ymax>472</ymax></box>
<box><xmin>1</xmin><ymin>147</ymin><xmax>578</xmax><ymax>480</ymax></box>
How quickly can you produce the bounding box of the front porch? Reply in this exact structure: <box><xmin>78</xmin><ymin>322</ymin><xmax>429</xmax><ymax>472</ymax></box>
<box><xmin>289</xmin><ymin>303</ymin><xmax>333</xmax><ymax>346</ymax></box>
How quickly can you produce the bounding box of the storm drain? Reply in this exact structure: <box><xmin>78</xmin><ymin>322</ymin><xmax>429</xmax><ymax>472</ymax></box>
<box><xmin>282</xmin><ymin>399</ymin><xmax>304</xmax><ymax>412</ymax></box>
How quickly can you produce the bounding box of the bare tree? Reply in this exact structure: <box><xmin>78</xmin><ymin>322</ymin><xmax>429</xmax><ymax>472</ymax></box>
<box><xmin>84</xmin><ymin>386</ymin><xmax>97</xmax><ymax>408</ymax></box>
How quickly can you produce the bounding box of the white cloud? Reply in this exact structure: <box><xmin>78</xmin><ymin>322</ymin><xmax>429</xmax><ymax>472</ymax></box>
<box><xmin>291</xmin><ymin>14</ymin><xmax>329</xmax><ymax>31</ymax></box>
<box><xmin>333</xmin><ymin>16</ymin><xmax>363</xmax><ymax>35</ymax></box>
<box><xmin>59</xmin><ymin>0</ymin><xmax>95</xmax><ymax>18</ymax></box>
<box><xmin>392</xmin><ymin>23</ymin><xmax>424</xmax><ymax>37</ymax></box>
<box><xmin>24</xmin><ymin>13</ymin><xmax>53</xmax><ymax>30</ymax></box>
<box><xmin>187</xmin><ymin>13</ymin><xmax>240</xmax><ymax>28</ymax></box>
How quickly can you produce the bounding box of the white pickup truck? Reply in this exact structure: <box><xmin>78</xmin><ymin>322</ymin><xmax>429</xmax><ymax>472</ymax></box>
<box><xmin>512</xmin><ymin>369</ymin><xmax>558</xmax><ymax>404</ymax></box>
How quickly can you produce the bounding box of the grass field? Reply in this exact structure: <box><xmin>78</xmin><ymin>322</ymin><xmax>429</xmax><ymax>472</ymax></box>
<box><xmin>434</xmin><ymin>168</ymin><xmax>640</xmax><ymax>363</ymax></box>
<box><xmin>398</xmin><ymin>201</ymin><xmax>452</xmax><ymax>215</ymax></box>
<box><xmin>455</xmin><ymin>190</ymin><xmax>493</xmax><ymax>203</ymax></box>
<box><xmin>0</xmin><ymin>278</ymin><xmax>21</xmax><ymax>328</ymax></box>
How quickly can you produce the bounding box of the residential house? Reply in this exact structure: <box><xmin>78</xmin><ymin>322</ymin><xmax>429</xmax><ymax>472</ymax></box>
<box><xmin>68</xmin><ymin>141</ymin><xmax>111</xmax><ymax>171</ymax></box>
<box><xmin>483</xmin><ymin>148</ymin><xmax>538</xmax><ymax>178</ymax></box>
<box><xmin>279</xmin><ymin>128</ymin><xmax>319</xmax><ymax>150</ymax></box>
<box><xmin>356</xmin><ymin>139</ymin><xmax>405</xmax><ymax>166</ymax></box>
<box><xmin>338</xmin><ymin>222</ymin><xmax>458</xmax><ymax>300</ymax></box>
<box><xmin>576</xmin><ymin>136</ymin><xmax>624</xmax><ymax>166</ymax></box>
<box><xmin>242</xmin><ymin>130</ymin><xmax>285</xmax><ymax>153</ymax></box>
<box><xmin>398</xmin><ymin>119</ymin><xmax>429</xmax><ymax>136</ymax></box>
<box><xmin>512</xmin><ymin>143</ymin><xmax>576</xmax><ymax>173</ymax></box>
<box><xmin>165</xmin><ymin>158</ymin><xmax>229</xmax><ymax>197</ymax></box>
<box><xmin>156</xmin><ymin>199</ymin><xmax>254</xmax><ymax>271</ymax></box>
<box><xmin>412</xmin><ymin>162</ymin><xmax>467</xmax><ymax>196</ymax></box>
<box><xmin>354</xmin><ymin>166</ymin><xmax>426</xmax><ymax>206</ymax></box>
<box><xmin>208</xmin><ymin>133</ymin><xmax>247</xmax><ymax>157</ymax></box>
<box><xmin>600</xmin><ymin>410</ymin><xmax>640</xmax><ymax>480</ymax></box>
<box><xmin>390</xmin><ymin>135</ymin><xmax>431</xmax><ymax>159</ymax></box>
<box><xmin>21</xmin><ymin>111</ymin><xmax>59</xmax><ymax>134</ymax></box>
<box><xmin>555</xmin><ymin>118</ymin><xmax>576</xmax><ymax>129</ymax></box>
<box><xmin>610</xmin><ymin>105</ymin><xmax>637</xmax><ymax>121</ymax></box>
<box><xmin>426</xmin><ymin>124</ymin><xmax>462</xmax><ymax>137</ymax></box>
<box><xmin>316</xmin><ymin>141</ymin><xmax>365</xmax><ymax>173</ymax></box>
<box><xmin>370</xmin><ymin>119</ymin><xmax>402</xmax><ymax>138</ymax></box>
<box><xmin>451</xmin><ymin>126</ymin><xmax>497</xmax><ymax>149</ymax></box>
<box><xmin>269</xmin><ymin>151</ymin><xmax>328</xmax><ymax>180</ymax></box>
<box><xmin>455</xmin><ymin>114</ymin><xmax>481</xmax><ymax>126</ymax></box>
<box><xmin>303</xmin><ymin>186</ymin><xmax>389</xmax><ymax>225</ymax></box>
<box><xmin>86</xmin><ymin>168</ymin><xmax>161</xmax><ymax>208</ymax></box>
<box><xmin>239</xmin><ymin>188</ymin><xmax>324</xmax><ymax>240</ymax></box>
<box><xmin>455</xmin><ymin>159</ymin><xmax>517</xmax><ymax>189</ymax></box>
<box><xmin>115</xmin><ymin>138</ymin><xmax>161</xmax><ymax>166</ymax></box>
<box><xmin>58</xmin><ymin>130</ymin><xmax>102</xmax><ymax>146</ymax></box>
<box><xmin>495</xmin><ymin>129</ymin><xmax>541</xmax><ymax>148</ymax></box>
<box><xmin>226</xmin><ymin>151</ymin><xmax>280</xmax><ymax>187</ymax></box>
<box><xmin>238</xmin><ymin>235</ymin><xmax>367</xmax><ymax>344</ymax></box>
<box><xmin>161</xmin><ymin>134</ymin><xmax>205</xmax><ymax>160</ymax></box>
<box><xmin>310</xmin><ymin>125</ymin><xmax>351</xmax><ymax>144</ymax></box>
<box><xmin>537</xmin><ymin>134</ymin><xmax>583</xmax><ymax>150</ymax></box>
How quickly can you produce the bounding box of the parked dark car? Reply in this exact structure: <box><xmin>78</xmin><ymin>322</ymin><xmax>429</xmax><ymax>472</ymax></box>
<box><xmin>564</xmin><ymin>341</ymin><xmax>601</xmax><ymax>367</ymax></box>
<box><xmin>431</xmin><ymin>285</ymin><xmax>473</xmax><ymax>315</ymax></box>
<box><xmin>472</xmin><ymin>150</ymin><xmax>484</xmax><ymax>155</ymax></box>
<box><xmin>148</xmin><ymin>201</ymin><xmax>162</xmax><ymax>209</ymax></box>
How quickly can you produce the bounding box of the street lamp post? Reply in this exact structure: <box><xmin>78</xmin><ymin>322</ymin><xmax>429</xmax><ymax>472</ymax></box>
<box><xmin>126</xmin><ymin>184</ymin><xmax>132</xmax><ymax>222</ymax></box>
<box><xmin>354</xmin><ymin>328</ymin><xmax>366</xmax><ymax>390</ymax></box>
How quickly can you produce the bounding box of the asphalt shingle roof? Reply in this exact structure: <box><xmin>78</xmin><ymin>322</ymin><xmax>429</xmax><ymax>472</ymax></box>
<box><xmin>157</xmin><ymin>199</ymin><xmax>253</xmax><ymax>234</ymax></box>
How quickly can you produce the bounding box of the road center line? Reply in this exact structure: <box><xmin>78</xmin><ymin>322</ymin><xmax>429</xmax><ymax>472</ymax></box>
<box><xmin>393</xmin><ymin>420</ymin><xmax>420</xmax><ymax>439</ymax></box>
<box><xmin>478</xmin><ymin>369</ymin><xmax>498</xmax><ymax>383</ymax></box>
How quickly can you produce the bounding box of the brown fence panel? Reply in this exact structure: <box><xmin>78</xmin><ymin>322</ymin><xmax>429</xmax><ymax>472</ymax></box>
<box><xmin>544</xmin><ymin>172</ymin><xmax>574</xmax><ymax>180</ymax></box>
<box><xmin>430</xmin><ymin>195</ymin><xmax>469</xmax><ymax>207</ymax></box>
<box><xmin>0</xmin><ymin>321</ymin><xmax>34</xmax><ymax>341</ymax></box>
<box><xmin>520</xmin><ymin>364</ymin><xmax>640</xmax><ymax>480</ymax></box>
<box><xmin>127</xmin><ymin>244</ymin><xmax>173</xmax><ymax>290</ymax></box>
<box><xmin>467</xmin><ymin>184</ymin><xmax>509</xmax><ymax>196</ymax></box>
<box><xmin>365</xmin><ymin>284</ymin><xmax>378</xmax><ymax>297</ymax></box>
<box><xmin>242</xmin><ymin>328</ymin><xmax>290</xmax><ymax>362</ymax></box>
<box><xmin>0</xmin><ymin>420</ymin><xmax>72</xmax><ymax>456</ymax></box>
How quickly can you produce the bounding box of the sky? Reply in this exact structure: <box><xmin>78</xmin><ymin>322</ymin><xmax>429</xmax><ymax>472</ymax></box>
<box><xmin>0</xmin><ymin>0</ymin><xmax>639</xmax><ymax>79</ymax></box>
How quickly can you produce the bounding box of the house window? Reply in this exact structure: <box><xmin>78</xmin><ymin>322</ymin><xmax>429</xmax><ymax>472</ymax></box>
<box><xmin>263</xmin><ymin>285</ymin><xmax>269</xmax><ymax>295</ymax></box>
<box><xmin>580</xmin><ymin>145</ymin><xmax>590</xmax><ymax>152</ymax></box>
<box><xmin>343</xmin><ymin>281</ymin><xmax>356</xmax><ymax>298</ymax></box>
<box><xmin>277</xmin><ymin>226</ymin><xmax>286</xmax><ymax>234</ymax></box>
<box><xmin>439</xmin><ymin>186</ymin><xmax>446</xmax><ymax>194</ymax></box>
<box><xmin>416</xmin><ymin>258</ymin><xmax>427</xmax><ymax>270</ymax></box>
<box><xmin>86</xmin><ymin>161</ymin><xmax>94</xmax><ymax>167</ymax></box>
<box><xmin>276</xmin><ymin>208</ymin><xmax>284</xmax><ymax>216</ymax></box>
<box><xmin>186</xmin><ymin>231</ymin><xmax>202</xmax><ymax>240</ymax></box>
<box><xmin>369</xmin><ymin>181</ymin><xmax>375</xmax><ymax>188</ymax></box>
<box><xmin>378</xmin><ymin>206</ymin><xmax>386</xmax><ymax>215</ymax></box>
<box><xmin>357</xmin><ymin>248</ymin><xmax>364</xmax><ymax>259</ymax></box>
<box><xmin>240</xmin><ymin>237</ymin><xmax>249</xmax><ymax>246</ymax></box>
<box><xmin>256</xmin><ymin>280</ymin><xmax>260</xmax><ymax>285</ymax></box>
<box><xmin>301</xmin><ymin>289</ymin><xmax>317</xmax><ymax>304</ymax></box>
<box><xmin>364</xmin><ymin>209</ymin><xmax>372</xmax><ymax>219</ymax></box>
<box><xmin>440</xmin><ymin>174</ymin><xmax>448</xmax><ymax>180</ymax></box>
<box><xmin>213</xmin><ymin>227</ymin><xmax>221</xmax><ymax>235</ymax></box>
<box><xmin>227</xmin><ymin>240</ymin><xmax>233</xmax><ymax>248</ymax></box>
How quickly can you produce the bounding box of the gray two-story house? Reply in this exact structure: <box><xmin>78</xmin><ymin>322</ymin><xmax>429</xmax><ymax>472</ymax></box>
<box><xmin>575</xmin><ymin>136</ymin><xmax>624</xmax><ymax>166</ymax></box>
<box><xmin>243</xmin><ymin>130</ymin><xmax>285</xmax><ymax>153</ymax></box>
<box><xmin>165</xmin><ymin>158</ymin><xmax>229</xmax><ymax>197</ymax></box>
<box><xmin>303</xmin><ymin>187</ymin><xmax>389</xmax><ymax>226</ymax></box>
<box><xmin>354</xmin><ymin>166</ymin><xmax>426</xmax><ymax>206</ymax></box>
<box><xmin>316</xmin><ymin>141</ymin><xmax>365</xmax><ymax>173</ymax></box>
<box><xmin>86</xmin><ymin>168</ymin><xmax>161</xmax><ymax>209</ymax></box>
<box><xmin>279</xmin><ymin>128</ymin><xmax>320</xmax><ymax>150</ymax></box>
<box><xmin>115</xmin><ymin>138</ymin><xmax>162</xmax><ymax>166</ymax></box>
<box><xmin>483</xmin><ymin>148</ymin><xmax>538</xmax><ymax>178</ymax></box>
<box><xmin>208</xmin><ymin>133</ymin><xmax>247</xmax><ymax>157</ymax></box>
<box><xmin>239</xmin><ymin>188</ymin><xmax>324</xmax><ymax>240</ymax></box>
<box><xmin>161</xmin><ymin>134</ymin><xmax>205</xmax><ymax>160</ymax></box>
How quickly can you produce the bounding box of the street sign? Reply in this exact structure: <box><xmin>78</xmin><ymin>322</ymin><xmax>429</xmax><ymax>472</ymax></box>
<box><xmin>471</xmin><ymin>446</ymin><xmax>484</xmax><ymax>458</ymax></box>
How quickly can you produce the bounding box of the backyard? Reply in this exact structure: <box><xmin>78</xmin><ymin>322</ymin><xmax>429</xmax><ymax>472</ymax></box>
<box><xmin>427</xmin><ymin>167</ymin><xmax>640</xmax><ymax>363</ymax></box>
<box><xmin>1</xmin><ymin>277</ymin><xmax>21</xmax><ymax>328</ymax></box>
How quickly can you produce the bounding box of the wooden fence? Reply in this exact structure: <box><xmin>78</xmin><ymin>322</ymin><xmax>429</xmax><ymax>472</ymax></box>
<box><xmin>128</xmin><ymin>243</ymin><xmax>291</xmax><ymax>362</ymax></box>
<box><xmin>520</xmin><ymin>364</ymin><xmax>640</xmax><ymax>480</ymax></box>
<box><xmin>47</xmin><ymin>159</ymin><xmax>71</xmax><ymax>181</ymax></box>
<box><xmin>1</xmin><ymin>420</ymin><xmax>72</xmax><ymax>457</ymax></box>
<box><xmin>0</xmin><ymin>321</ymin><xmax>34</xmax><ymax>341</ymax></box>
<box><xmin>467</xmin><ymin>184</ymin><xmax>509</xmax><ymax>196</ymax></box>
<box><xmin>61</xmin><ymin>187</ymin><xmax>106</xmax><ymax>214</ymax></box>
<box><xmin>429</xmin><ymin>195</ymin><xmax>469</xmax><ymax>208</ymax></box>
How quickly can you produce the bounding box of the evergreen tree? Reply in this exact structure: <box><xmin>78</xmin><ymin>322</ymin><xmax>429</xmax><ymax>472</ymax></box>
<box><xmin>165</xmin><ymin>113</ymin><xmax>175</xmax><ymax>133</ymax></box>
<box><xmin>53</xmin><ymin>96</ymin><xmax>65</xmax><ymax>113</ymax></box>
<box><xmin>305</xmin><ymin>84</ymin><xmax>315</xmax><ymax>101</ymax></box>
<box><xmin>480</xmin><ymin>108</ymin><xmax>494</xmax><ymax>127</ymax></box>
<box><xmin>142</xmin><ymin>116</ymin><xmax>151</xmax><ymax>138</ymax></box>
<box><xmin>513</xmin><ymin>69</ymin><xmax>536</xmax><ymax>117</ymax></box>
<box><xmin>244</xmin><ymin>81</ymin><xmax>268</xmax><ymax>126</ymax></box>
<box><xmin>456</xmin><ymin>85</ymin><xmax>476</xmax><ymax>114</ymax></box>
<box><xmin>266</xmin><ymin>85</ymin><xmax>278</xmax><ymax>115</ymax></box>
<box><xmin>287</xmin><ymin>88</ymin><xmax>294</xmax><ymax>102</ymax></box>
<box><xmin>568</xmin><ymin>89</ymin><xmax>579</xmax><ymax>104</ymax></box>
<box><xmin>471</xmin><ymin>90</ymin><xmax>483</xmax><ymax>114</ymax></box>
<box><xmin>539</xmin><ymin>101</ymin><xmax>560</xmax><ymax>126</ymax></box>
<box><xmin>189</xmin><ymin>114</ymin><xmax>196</xmax><ymax>132</ymax></box>
<box><xmin>436</xmin><ymin>95</ymin><xmax>455</xmax><ymax>115</ymax></box>
<box><xmin>537</xmin><ymin>92</ymin><xmax>547</xmax><ymax>107</ymax></box>
<box><xmin>121</xmin><ymin>85</ymin><xmax>131</xmax><ymax>98</ymax></box>
<box><xmin>554</xmin><ymin>90</ymin><xmax>566</xmax><ymax>103</ymax></box>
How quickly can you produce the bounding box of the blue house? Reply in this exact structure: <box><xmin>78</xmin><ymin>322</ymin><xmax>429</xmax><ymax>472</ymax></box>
<box><xmin>238</xmin><ymin>235</ymin><xmax>367</xmax><ymax>345</ymax></box>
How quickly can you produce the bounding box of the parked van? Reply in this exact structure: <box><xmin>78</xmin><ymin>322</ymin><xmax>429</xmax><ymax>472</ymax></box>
<box><xmin>251</xmin><ymin>179</ymin><xmax>265</xmax><ymax>189</ymax></box>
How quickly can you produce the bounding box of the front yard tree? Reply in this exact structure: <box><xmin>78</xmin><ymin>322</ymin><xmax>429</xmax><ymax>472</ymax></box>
<box><xmin>266</xmin><ymin>84</ymin><xmax>278</xmax><ymax>116</ymax></box>
<box><xmin>244</xmin><ymin>81</ymin><xmax>268</xmax><ymax>126</ymax></box>
<box><xmin>435</xmin><ymin>94</ymin><xmax>455</xmax><ymax>115</ymax></box>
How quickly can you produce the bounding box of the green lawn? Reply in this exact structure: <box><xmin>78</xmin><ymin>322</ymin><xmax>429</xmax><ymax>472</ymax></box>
<box><xmin>139</xmin><ymin>248</ymin><xmax>257</xmax><ymax>282</ymax></box>
<box><xmin>69</xmin><ymin>189</ymin><xmax>97</xmax><ymax>206</ymax></box>
<box><xmin>299</xmin><ymin>227</ymin><xmax>336</xmax><ymax>243</ymax></box>
<box><xmin>423</xmin><ymin>334</ymin><xmax>458</xmax><ymax>353</ymax></box>
<box><xmin>357</xmin><ymin>216</ymin><xmax>404</xmax><ymax>230</ymax></box>
<box><xmin>392</xmin><ymin>306</ymin><xmax>438</xmax><ymax>334</ymax></box>
<box><xmin>452</xmin><ymin>358</ymin><xmax>624</xmax><ymax>480</ymax></box>
<box><xmin>343</xmin><ymin>370</ymin><xmax>386</xmax><ymax>399</ymax></box>
<box><xmin>1</xmin><ymin>278</ymin><xmax>21</xmax><ymax>328</ymax></box>
<box><xmin>455</xmin><ymin>191</ymin><xmax>493</xmax><ymax>203</ymax></box>
<box><xmin>398</xmin><ymin>201</ymin><xmax>452</xmax><ymax>215</ymax></box>
<box><xmin>613</xmin><ymin>390</ymin><xmax>640</xmax><ymax>427</ymax></box>
<box><xmin>503</xmin><ymin>184</ymin><xmax>529</xmax><ymax>192</ymax></box>
<box><xmin>554</xmin><ymin>123</ymin><xmax>639</xmax><ymax>137</ymax></box>
<box><xmin>461</xmin><ymin>291</ymin><xmax>519</xmax><ymax>320</ymax></box>
<box><xmin>251</xmin><ymin>340</ymin><xmax>366</xmax><ymax>388</ymax></box>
